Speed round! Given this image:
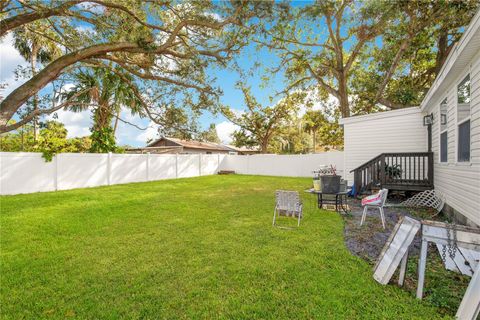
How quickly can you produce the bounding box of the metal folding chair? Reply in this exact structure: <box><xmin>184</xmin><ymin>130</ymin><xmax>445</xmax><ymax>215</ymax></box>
<box><xmin>273</xmin><ymin>190</ymin><xmax>303</xmax><ymax>227</ymax></box>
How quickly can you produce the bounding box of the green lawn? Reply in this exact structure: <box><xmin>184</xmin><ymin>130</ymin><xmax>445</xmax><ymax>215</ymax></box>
<box><xmin>1</xmin><ymin>175</ymin><xmax>449</xmax><ymax>319</ymax></box>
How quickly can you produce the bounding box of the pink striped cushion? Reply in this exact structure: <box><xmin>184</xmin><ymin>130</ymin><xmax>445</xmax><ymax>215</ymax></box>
<box><xmin>362</xmin><ymin>192</ymin><xmax>382</xmax><ymax>206</ymax></box>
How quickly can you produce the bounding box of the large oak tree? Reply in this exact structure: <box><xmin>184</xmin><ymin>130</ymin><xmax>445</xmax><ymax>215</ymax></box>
<box><xmin>0</xmin><ymin>0</ymin><xmax>270</xmax><ymax>133</ymax></box>
<box><xmin>258</xmin><ymin>0</ymin><xmax>478</xmax><ymax>118</ymax></box>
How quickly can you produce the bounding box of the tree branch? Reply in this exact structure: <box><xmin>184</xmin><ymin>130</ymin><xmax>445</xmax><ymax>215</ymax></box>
<box><xmin>1</xmin><ymin>88</ymin><xmax>93</xmax><ymax>133</ymax></box>
<box><xmin>0</xmin><ymin>0</ymin><xmax>84</xmax><ymax>37</ymax></box>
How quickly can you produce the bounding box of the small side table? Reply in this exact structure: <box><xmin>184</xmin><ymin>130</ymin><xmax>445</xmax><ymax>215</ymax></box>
<box><xmin>305</xmin><ymin>189</ymin><xmax>350</xmax><ymax>214</ymax></box>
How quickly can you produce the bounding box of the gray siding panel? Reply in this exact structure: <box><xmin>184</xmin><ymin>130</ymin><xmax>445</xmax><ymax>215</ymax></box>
<box><xmin>424</xmin><ymin>50</ymin><xmax>480</xmax><ymax>226</ymax></box>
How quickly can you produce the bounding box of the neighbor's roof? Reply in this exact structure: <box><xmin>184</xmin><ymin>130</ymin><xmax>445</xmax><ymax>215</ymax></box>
<box><xmin>147</xmin><ymin>137</ymin><xmax>230</xmax><ymax>151</ymax></box>
<box><xmin>421</xmin><ymin>9</ymin><xmax>480</xmax><ymax>111</ymax></box>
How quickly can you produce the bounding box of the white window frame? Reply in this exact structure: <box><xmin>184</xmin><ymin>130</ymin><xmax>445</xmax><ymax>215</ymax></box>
<box><xmin>439</xmin><ymin>98</ymin><xmax>448</xmax><ymax>164</ymax></box>
<box><xmin>456</xmin><ymin>73</ymin><xmax>471</xmax><ymax>164</ymax></box>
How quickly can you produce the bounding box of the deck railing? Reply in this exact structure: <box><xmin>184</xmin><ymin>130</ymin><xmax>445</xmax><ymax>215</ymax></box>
<box><xmin>351</xmin><ymin>152</ymin><xmax>434</xmax><ymax>196</ymax></box>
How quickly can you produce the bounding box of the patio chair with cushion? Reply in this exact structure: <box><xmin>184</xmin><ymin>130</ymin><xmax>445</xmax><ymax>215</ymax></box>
<box><xmin>360</xmin><ymin>188</ymin><xmax>389</xmax><ymax>229</ymax></box>
<box><xmin>273</xmin><ymin>190</ymin><xmax>303</xmax><ymax>227</ymax></box>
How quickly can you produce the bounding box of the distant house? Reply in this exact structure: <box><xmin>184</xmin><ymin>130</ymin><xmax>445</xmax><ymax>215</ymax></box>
<box><xmin>339</xmin><ymin>10</ymin><xmax>480</xmax><ymax>227</ymax></box>
<box><xmin>127</xmin><ymin>137</ymin><xmax>231</xmax><ymax>154</ymax></box>
<box><xmin>223</xmin><ymin>145</ymin><xmax>260</xmax><ymax>155</ymax></box>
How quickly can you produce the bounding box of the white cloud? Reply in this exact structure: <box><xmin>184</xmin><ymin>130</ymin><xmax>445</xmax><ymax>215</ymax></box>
<box><xmin>76</xmin><ymin>2</ymin><xmax>104</xmax><ymax>14</ymax></box>
<box><xmin>216</xmin><ymin>121</ymin><xmax>239</xmax><ymax>144</ymax></box>
<box><xmin>0</xmin><ymin>33</ymin><xmax>28</xmax><ymax>97</ymax></box>
<box><xmin>297</xmin><ymin>89</ymin><xmax>339</xmax><ymax>117</ymax></box>
<box><xmin>230</xmin><ymin>108</ymin><xmax>245</xmax><ymax>117</ymax></box>
<box><xmin>114</xmin><ymin>111</ymin><xmax>157</xmax><ymax>146</ymax></box>
<box><xmin>136</xmin><ymin>123</ymin><xmax>160</xmax><ymax>144</ymax></box>
<box><xmin>45</xmin><ymin>109</ymin><xmax>92</xmax><ymax>138</ymax></box>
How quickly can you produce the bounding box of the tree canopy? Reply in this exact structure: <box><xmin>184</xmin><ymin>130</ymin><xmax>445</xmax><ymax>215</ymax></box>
<box><xmin>257</xmin><ymin>0</ymin><xmax>478</xmax><ymax>118</ymax></box>
<box><xmin>222</xmin><ymin>83</ymin><xmax>304</xmax><ymax>153</ymax></box>
<box><xmin>1</xmin><ymin>0</ymin><xmax>478</xmax><ymax>154</ymax></box>
<box><xmin>0</xmin><ymin>0</ymin><xmax>271</xmax><ymax>133</ymax></box>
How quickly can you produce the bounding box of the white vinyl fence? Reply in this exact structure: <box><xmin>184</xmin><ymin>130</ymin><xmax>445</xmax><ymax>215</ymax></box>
<box><xmin>0</xmin><ymin>151</ymin><xmax>344</xmax><ymax>195</ymax></box>
<box><xmin>218</xmin><ymin>152</ymin><xmax>344</xmax><ymax>178</ymax></box>
<box><xmin>0</xmin><ymin>152</ymin><xmax>224</xmax><ymax>195</ymax></box>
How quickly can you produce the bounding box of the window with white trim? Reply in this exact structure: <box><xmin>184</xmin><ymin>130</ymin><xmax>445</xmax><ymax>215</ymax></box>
<box><xmin>439</xmin><ymin>98</ymin><xmax>448</xmax><ymax>163</ymax></box>
<box><xmin>457</xmin><ymin>74</ymin><xmax>470</xmax><ymax>162</ymax></box>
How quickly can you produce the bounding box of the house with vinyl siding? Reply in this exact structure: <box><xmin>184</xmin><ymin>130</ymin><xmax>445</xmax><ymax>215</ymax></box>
<box><xmin>340</xmin><ymin>10</ymin><xmax>480</xmax><ymax>227</ymax></box>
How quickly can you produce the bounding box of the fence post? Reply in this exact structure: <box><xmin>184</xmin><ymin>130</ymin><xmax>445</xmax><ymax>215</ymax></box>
<box><xmin>107</xmin><ymin>152</ymin><xmax>112</xmax><ymax>185</ymax></box>
<box><xmin>198</xmin><ymin>154</ymin><xmax>202</xmax><ymax>176</ymax></box>
<box><xmin>175</xmin><ymin>153</ymin><xmax>179</xmax><ymax>178</ymax></box>
<box><xmin>146</xmin><ymin>152</ymin><xmax>150</xmax><ymax>181</ymax></box>
<box><xmin>53</xmin><ymin>154</ymin><xmax>58</xmax><ymax>191</ymax></box>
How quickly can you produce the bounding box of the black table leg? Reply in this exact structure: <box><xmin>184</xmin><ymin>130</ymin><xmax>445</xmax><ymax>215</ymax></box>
<box><xmin>340</xmin><ymin>194</ymin><xmax>349</xmax><ymax>214</ymax></box>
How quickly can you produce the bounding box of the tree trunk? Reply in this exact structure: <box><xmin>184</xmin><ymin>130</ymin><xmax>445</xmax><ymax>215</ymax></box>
<box><xmin>21</xmin><ymin>126</ymin><xmax>24</xmax><ymax>151</ymax></box>
<box><xmin>338</xmin><ymin>90</ymin><xmax>350</xmax><ymax>118</ymax></box>
<box><xmin>260</xmin><ymin>139</ymin><xmax>268</xmax><ymax>153</ymax></box>
<box><xmin>337</xmin><ymin>72</ymin><xmax>350</xmax><ymax>118</ymax></box>
<box><xmin>30</xmin><ymin>43</ymin><xmax>39</xmax><ymax>142</ymax></box>
<box><xmin>435</xmin><ymin>32</ymin><xmax>452</xmax><ymax>75</ymax></box>
<box><xmin>93</xmin><ymin>103</ymin><xmax>112</xmax><ymax>132</ymax></box>
<box><xmin>312</xmin><ymin>130</ymin><xmax>316</xmax><ymax>153</ymax></box>
<box><xmin>113</xmin><ymin>109</ymin><xmax>120</xmax><ymax>135</ymax></box>
<box><xmin>373</xmin><ymin>37</ymin><xmax>411</xmax><ymax>105</ymax></box>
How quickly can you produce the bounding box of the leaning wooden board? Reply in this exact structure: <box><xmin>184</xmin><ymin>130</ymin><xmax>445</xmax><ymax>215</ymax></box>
<box><xmin>373</xmin><ymin>216</ymin><xmax>421</xmax><ymax>285</ymax></box>
<box><xmin>456</xmin><ymin>263</ymin><xmax>480</xmax><ymax>320</ymax></box>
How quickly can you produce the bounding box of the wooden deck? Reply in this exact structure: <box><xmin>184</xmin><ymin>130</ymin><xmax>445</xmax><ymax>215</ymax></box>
<box><xmin>351</xmin><ymin>152</ymin><xmax>434</xmax><ymax>196</ymax></box>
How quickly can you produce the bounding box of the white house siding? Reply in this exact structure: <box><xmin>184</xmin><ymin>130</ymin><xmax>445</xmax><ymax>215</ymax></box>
<box><xmin>340</xmin><ymin>108</ymin><xmax>427</xmax><ymax>184</ymax></box>
<box><xmin>423</xmin><ymin>49</ymin><xmax>480</xmax><ymax>227</ymax></box>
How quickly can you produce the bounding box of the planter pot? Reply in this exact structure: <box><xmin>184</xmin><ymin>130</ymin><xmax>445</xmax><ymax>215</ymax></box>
<box><xmin>321</xmin><ymin>175</ymin><xmax>341</xmax><ymax>193</ymax></box>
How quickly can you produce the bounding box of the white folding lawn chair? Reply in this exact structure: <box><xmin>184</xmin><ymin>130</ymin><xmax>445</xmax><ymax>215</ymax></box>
<box><xmin>360</xmin><ymin>188</ymin><xmax>389</xmax><ymax>229</ymax></box>
<box><xmin>273</xmin><ymin>190</ymin><xmax>303</xmax><ymax>227</ymax></box>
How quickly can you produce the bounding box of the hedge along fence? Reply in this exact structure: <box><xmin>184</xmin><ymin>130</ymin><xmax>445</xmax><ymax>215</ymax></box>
<box><xmin>0</xmin><ymin>151</ymin><xmax>344</xmax><ymax>195</ymax></box>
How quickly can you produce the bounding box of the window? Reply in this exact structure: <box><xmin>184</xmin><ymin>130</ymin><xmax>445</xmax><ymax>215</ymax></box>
<box><xmin>457</xmin><ymin>74</ymin><xmax>470</xmax><ymax>162</ymax></box>
<box><xmin>439</xmin><ymin>98</ymin><xmax>448</xmax><ymax>163</ymax></box>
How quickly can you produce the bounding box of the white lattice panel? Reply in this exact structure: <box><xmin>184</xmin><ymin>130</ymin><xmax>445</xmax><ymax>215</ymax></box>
<box><xmin>400</xmin><ymin>190</ymin><xmax>445</xmax><ymax>212</ymax></box>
